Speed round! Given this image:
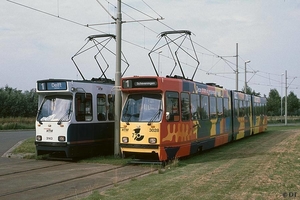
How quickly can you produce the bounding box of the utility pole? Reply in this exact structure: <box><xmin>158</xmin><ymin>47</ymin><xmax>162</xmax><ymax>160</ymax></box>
<box><xmin>236</xmin><ymin>43</ymin><xmax>238</xmax><ymax>91</ymax></box>
<box><xmin>244</xmin><ymin>60</ymin><xmax>251</xmax><ymax>93</ymax></box>
<box><xmin>285</xmin><ymin>70</ymin><xmax>287</xmax><ymax>125</ymax></box>
<box><xmin>281</xmin><ymin>73</ymin><xmax>284</xmax><ymax>123</ymax></box>
<box><xmin>114</xmin><ymin>0</ymin><xmax>122</xmax><ymax>156</ymax></box>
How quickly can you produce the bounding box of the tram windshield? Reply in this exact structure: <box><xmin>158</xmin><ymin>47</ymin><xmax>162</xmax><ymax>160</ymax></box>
<box><xmin>37</xmin><ymin>95</ymin><xmax>73</xmax><ymax>122</ymax></box>
<box><xmin>122</xmin><ymin>94</ymin><xmax>162</xmax><ymax>123</ymax></box>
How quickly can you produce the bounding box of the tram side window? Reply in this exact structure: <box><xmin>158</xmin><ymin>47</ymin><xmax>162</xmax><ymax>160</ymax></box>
<box><xmin>262</xmin><ymin>103</ymin><xmax>266</xmax><ymax>115</ymax></box>
<box><xmin>234</xmin><ymin>99</ymin><xmax>239</xmax><ymax>117</ymax></box>
<box><xmin>253</xmin><ymin>103</ymin><xmax>257</xmax><ymax>116</ymax></box>
<box><xmin>166</xmin><ymin>91</ymin><xmax>180</xmax><ymax>122</ymax></box>
<box><xmin>263</xmin><ymin>103</ymin><xmax>266</xmax><ymax>115</ymax></box>
<box><xmin>239</xmin><ymin>100</ymin><xmax>244</xmax><ymax>117</ymax></box>
<box><xmin>108</xmin><ymin>94</ymin><xmax>115</xmax><ymax>120</ymax></box>
<box><xmin>247</xmin><ymin>101</ymin><xmax>251</xmax><ymax>116</ymax></box>
<box><xmin>181</xmin><ymin>92</ymin><xmax>190</xmax><ymax>121</ymax></box>
<box><xmin>97</xmin><ymin>94</ymin><xmax>106</xmax><ymax>121</ymax></box>
<box><xmin>75</xmin><ymin>93</ymin><xmax>92</xmax><ymax>121</ymax></box>
<box><xmin>258</xmin><ymin>103</ymin><xmax>262</xmax><ymax>115</ymax></box>
<box><xmin>210</xmin><ymin>96</ymin><xmax>217</xmax><ymax>119</ymax></box>
<box><xmin>244</xmin><ymin>100</ymin><xmax>249</xmax><ymax>116</ymax></box>
<box><xmin>217</xmin><ymin>97</ymin><xmax>223</xmax><ymax>118</ymax></box>
<box><xmin>191</xmin><ymin>94</ymin><xmax>200</xmax><ymax>120</ymax></box>
<box><xmin>256</xmin><ymin>103</ymin><xmax>260</xmax><ymax>116</ymax></box>
<box><xmin>200</xmin><ymin>95</ymin><xmax>209</xmax><ymax>120</ymax></box>
<box><xmin>223</xmin><ymin>98</ymin><xmax>230</xmax><ymax>117</ymax></box>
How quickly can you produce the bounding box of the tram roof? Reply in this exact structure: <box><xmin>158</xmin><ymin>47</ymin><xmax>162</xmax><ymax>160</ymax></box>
<box><xmin>37</xmin><ymin>78</ymin><xmax>115</xmax><ymax>85</ymax></box>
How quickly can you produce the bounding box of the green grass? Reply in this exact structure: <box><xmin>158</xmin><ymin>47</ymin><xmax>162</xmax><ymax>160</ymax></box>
<box><xmin>11</xmin><ymin>137</ymin><xmax>36</xmax><ymax>159</ymax></box>
<box><xmin>81</xmin><ymin>191</ymin><xmax>105</xmax><ymax>200</ymax></box>
<box><xmin>12</xmin><ymin>137</ymin><xmax>36</xmax><ymax>154</ymax></box>
<box><xmin>12</xmin><ymin>124</ymin><xmax>300</xmax><ymax>199</ymax></box>
<box><xmin>0</xmin><ymin>117</ymin><xmax>35</xmax><ymax>130</ymax></box>
<box><xmin>85</xmin><ymin>125</ymin><xmax>300</xmax><ymax>200</ymax></box>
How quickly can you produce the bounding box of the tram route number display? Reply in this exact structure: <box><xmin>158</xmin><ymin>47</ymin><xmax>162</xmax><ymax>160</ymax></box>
<box><xmin>38</xmin><ymin>81</ymin><xmax>67</xmax><ymax>91</ymax></box>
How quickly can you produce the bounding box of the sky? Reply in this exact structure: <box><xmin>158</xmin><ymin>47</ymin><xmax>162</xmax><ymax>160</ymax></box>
<box><xmin>1</xmin><ymin>0</ymin><xmax>300</xmax><ymax>98</ymax></box>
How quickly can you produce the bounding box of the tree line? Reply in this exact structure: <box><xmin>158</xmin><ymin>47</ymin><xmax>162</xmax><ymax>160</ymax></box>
<box><xmin>266</xmin><ymin>88</ymin><xmax>300</xmax><ymax>116</ymax></box>
<box><xmin>0</xmin><ymin>85</ymin><xmax>38</xmax><ymax>118</ymax></box>
<box><xmin>0</xmin><ymin>85</ymin><xmax>299</xmax><ymax>118</ymax></box>
<box><xmin>238</xmin><ymin>85</ymin><xmax>299</xmax><ymax>117</ymax></box>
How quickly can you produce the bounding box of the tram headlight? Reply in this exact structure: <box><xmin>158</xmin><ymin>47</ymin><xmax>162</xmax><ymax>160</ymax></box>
<box><xmin>58</xmin><ymin>136</ymin><xmax>66</xmax><ymax>141</ymax></box>
<box><xmin>36</xmin><ymin>135</ymin><xmax>42</xmax><ymax>141</ymax></box>
<box><xmin>122</xmin><ymin>137</ymin><xmax>129</xmax><ymax>143</ymax></box>
<box><xmin>148</xmin><ymin>137</ymin><xmax>157</xmax><ymax>144</ymax></box>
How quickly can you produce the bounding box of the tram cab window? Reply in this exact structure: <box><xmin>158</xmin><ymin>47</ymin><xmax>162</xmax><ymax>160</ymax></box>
<box><xmin>97</xmin><ymin>94</ymin><xmax>106</xmax><ymax>121</ymax></box>
<box><xmin>181</xmin><ymin>92</ymin><xmax>190</xmax><ymax>121</ymax></box>
<box><xmin>37</xmin><ymin>95</ymin><xmax>72</xmax><ymax>122</ymax></box>
<box><xmin>75</xmin><ymin>93</ymin><xmax>92</xmax><ymax>121</ymax></box>
<box><xmin>122</xmin><ymin>94</ymin><xmax>162</xmax><ymax>123</ymax></box>
<box><xmin>166</xmin><ymin>91</ymin><xmax>179</xmax><ymax>122</ymax></box>
<box><xmin>191</xmin><ymin>94</ymin><xmax>200</xmax><ymax>120</ymax></box>
<box><xmin>210</xmin><ymin>96</ymin><xmax>217</xmax><ymax>119</ymax></box>
<box><xmin>200</xmin><ymin>95</ymin><xmax>209</xmax><ymax>120</ymax></box>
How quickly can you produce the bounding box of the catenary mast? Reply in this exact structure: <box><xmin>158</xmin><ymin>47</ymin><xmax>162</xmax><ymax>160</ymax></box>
<box><xmin>114</xmin><ymin>0</ymin><xmax>122</xmax><ymax>156</ymax></box>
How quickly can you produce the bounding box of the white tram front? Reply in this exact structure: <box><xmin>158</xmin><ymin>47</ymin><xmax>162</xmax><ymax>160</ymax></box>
<box><xmin>35</xmin><ymin>79</ymin><xmax>115</xmax><ymax>158</ymax></box>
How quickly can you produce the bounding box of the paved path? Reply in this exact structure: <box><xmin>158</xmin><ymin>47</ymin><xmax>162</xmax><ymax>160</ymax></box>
<box><xmin>0</xmin><ymin>130</ymin><xmax>35</xmax><ymax>157</ymax></box>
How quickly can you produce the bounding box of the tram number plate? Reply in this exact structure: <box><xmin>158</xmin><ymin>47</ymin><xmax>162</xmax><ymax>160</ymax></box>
<box><xmin>149</xmin><ymin>128</ymin><xmax>159</xmax><ymax>132</ymax></box>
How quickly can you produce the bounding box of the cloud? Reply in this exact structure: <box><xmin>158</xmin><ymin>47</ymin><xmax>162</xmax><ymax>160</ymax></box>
<box><xmin>1</xmin><ymin>0</ymin><xmax>299</xmax><ymax>97</ymax></box>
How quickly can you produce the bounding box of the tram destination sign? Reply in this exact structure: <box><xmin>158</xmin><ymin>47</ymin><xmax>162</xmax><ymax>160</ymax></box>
<box><xmin>38</xmin><ymin>81</ymin><xmax>67</xmax><ymax>91</ymax></box>
<box><xmin>122</xmin><ymin>78</ymin><xmax>158</xmax><ymax>88</ymax></box>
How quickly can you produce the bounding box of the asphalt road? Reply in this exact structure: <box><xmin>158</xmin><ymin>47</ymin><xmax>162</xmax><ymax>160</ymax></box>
<box><xmin>0</xmin><ymin>130</ymin><xmax>35</xmax><ymax>156</ymax></box>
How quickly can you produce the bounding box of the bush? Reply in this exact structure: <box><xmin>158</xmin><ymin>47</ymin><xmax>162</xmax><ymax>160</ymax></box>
<box><xmin>0</xmin><ymin>117</ymin><xmax>35</xmax><ymax>130</ymax></box>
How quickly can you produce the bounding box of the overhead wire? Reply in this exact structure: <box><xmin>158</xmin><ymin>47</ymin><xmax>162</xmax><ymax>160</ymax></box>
<box><xmin>118</xmin><ymin>1</ymin><xmax>299</xmax><ymax>92</ymax></box>
<box><xmin>6</xmin><ymin>0</ymin><xmax>107</xmax><ymax>34</ymax></box>
<box><xmin>7</xmin><ymin>0</ymin><xmax>299</xmax><ymax>93</ymax></box>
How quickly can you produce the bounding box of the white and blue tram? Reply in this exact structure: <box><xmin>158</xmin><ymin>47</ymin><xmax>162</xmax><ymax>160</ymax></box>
<box><xmin>35</xmin><ymin>78</ymin><xmax>115</xmax><ymax>158</ymax></box>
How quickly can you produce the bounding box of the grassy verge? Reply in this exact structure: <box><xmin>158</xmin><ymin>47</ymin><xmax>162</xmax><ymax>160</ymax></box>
<box><xmin>87</xmin><ymin>125</ymin><xmax>300</xmax><ymax>200</ymax></box>
<box><xmin>12</xmin><ymin>124</ymin><xmax>300</xmax><ymax>199</ymax></box>
<box><xmin>0</xmin><ymin>117</ymin><xmax>35</xmax><ymax>130</ymax></box>
<box><xmin>11</xmin><ymin>137</ymin><xmax>36</xmax><ymax>159</ymax></box>
<box><xmin>267</xmin><ymin>115</ymin><xmax>300</xmax><ymax>124</ymax></box>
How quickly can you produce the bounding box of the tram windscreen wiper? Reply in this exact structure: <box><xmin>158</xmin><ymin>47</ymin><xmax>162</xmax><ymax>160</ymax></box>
<box><xmin>125</xmin><ymin>113</ymin><xmax>132</xmax><ymax>125</ymax></box>
<box><xmin>147</xmin><ymin>109</ymin><xmax>162</xmax><ymax>125</ymax></box>
<box><xmin>57</xmin><ymin>109</ymin><xmax>72</xmax><ymax>125</ymax></box>
<box><xmin>37</xmin><ymin>111</ymin><xmax>43</xmax><ymax>125</ymax></box>
<box><xmin>122</xmin><ymin>103</ymin><xmax>132</xmax><ymax>125</ymax></box>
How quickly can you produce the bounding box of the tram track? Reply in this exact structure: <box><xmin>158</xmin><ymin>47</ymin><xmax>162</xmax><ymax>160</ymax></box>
<box><xmin>60</xmin><ymin>165</ymin><xmax>157</xmax><ymax>200</ymax></box>
<box><xmin>0</xmin><ymin>161</ymin><xmax>72</xmax><ymax>177</ymax></box>
<box><xmin>0</xmin><ymin>160</ymin><xmax>156</xmax><ymax>200</ymax></box>
<box><xmin>0</xmin><ymin>163</ymin><xmax>123</xmax><ymax>198</ymax></box>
